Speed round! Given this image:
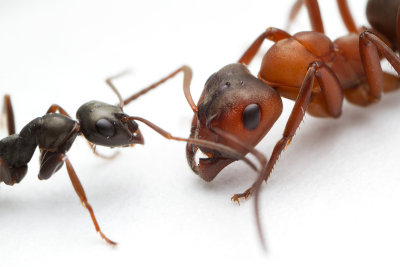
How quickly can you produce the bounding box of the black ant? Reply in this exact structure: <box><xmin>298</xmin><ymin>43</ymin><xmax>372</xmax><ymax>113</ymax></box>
<box><xmin>0</xmin><ymin>68</ymin><xmax>262</xmax><ymax>245</ymax></box>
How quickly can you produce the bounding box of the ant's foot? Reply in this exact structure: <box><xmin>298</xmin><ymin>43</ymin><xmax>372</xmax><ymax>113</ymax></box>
<box><xmin>231</xmin><ymin>189</ymin><xmax>252</xmax><ymax>205</ymax></box>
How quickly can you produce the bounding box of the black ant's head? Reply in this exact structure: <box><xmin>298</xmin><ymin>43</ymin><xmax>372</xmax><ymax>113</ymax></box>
<box><xmin>76</xmin><ymin>101</ymin><xmax>144</xmax><ymax>147</ymax></box>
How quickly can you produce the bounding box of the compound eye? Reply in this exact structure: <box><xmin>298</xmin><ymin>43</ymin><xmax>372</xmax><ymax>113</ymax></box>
<box><xmin>95</xmin><ymin>118</ymin><xmax>115</xmax><ymax>137</ymax></box>
<box><xmin>243</xmin><ymin>104</ymin><xmax>261</xmax><ymax>130</ymax></box>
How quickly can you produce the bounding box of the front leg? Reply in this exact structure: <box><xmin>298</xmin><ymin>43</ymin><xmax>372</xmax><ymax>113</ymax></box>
<box><xmin>238</xmin><ymin>28</ymin><xmax>291</xmax><ymax>66</ymax></box>
<box><xmin>243</xmin><ymin>60</ymin><xmax>344</xmax><ymax>247</ymax></box>
<box><xmin>265</xmin><ymin>61</ymin><xmax>343</xmax><ymax>180</ymax></box>
<box><xmin>232</xmin><ymin>61</ymin><xmax>343</xmax><ymax>204</ymax></box>
<box><xmin>205</xmin><ymin>126</ymin><xmax>267</xmax><ymax>205</ymax></box>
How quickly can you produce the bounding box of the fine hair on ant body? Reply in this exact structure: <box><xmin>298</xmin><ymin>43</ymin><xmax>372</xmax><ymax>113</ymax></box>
<box><xmin>0</xmin><ymin>69</ymin><xmax>264</xmax><ymax>245</ymax></box>
<box><xmin>157</xmin><ymin>0</ymin><xmax>400</xmax><ymax>249</ymax></box>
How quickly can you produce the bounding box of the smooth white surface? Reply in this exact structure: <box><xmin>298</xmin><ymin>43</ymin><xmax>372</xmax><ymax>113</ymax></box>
<box><xmin>1</xmin><ymin>0</ymin><xmax>400</xmax><ymax>266</ymax></box>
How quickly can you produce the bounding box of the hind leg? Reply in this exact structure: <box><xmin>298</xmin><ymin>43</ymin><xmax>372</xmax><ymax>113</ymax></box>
<box><xmin>2</xmin><ymin>95</ymin><xmax>16</xmax><ymax>135</ymax></box>
<box><xmin>0</xmin><ymin>95</ymin><xmax>22</xmax><ymax>185</ymax></box>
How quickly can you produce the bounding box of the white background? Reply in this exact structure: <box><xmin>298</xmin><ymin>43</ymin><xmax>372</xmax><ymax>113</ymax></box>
<box><xmin>1</xmin><ymin>0</ymin><xmax>400</xmax><ymax>266</ymax></box>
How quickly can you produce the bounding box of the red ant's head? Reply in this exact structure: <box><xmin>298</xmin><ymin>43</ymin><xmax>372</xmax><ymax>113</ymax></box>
<box><xmin>186</xmin><ymin>64</ymin><xmax>282</xmax><ymax>181</ymax></box>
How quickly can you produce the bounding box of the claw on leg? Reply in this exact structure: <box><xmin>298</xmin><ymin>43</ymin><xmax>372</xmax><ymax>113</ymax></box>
<box><xmin>89</xmin><ymin>142</ymin><xmax>120</xmax><ymax>160</ymax></box>
<box><xmin>231</xmin><ymin>188</ymin><xmax>252</xmax><ymax>205</ymax></box>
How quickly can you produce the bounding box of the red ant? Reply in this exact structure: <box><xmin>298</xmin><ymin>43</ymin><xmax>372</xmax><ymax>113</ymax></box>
<box><xmin>172</xmin><ymin>0</ymin><xmax>400</xmax><ymax>248</ymax></box>
<box><xmin>0</xmin><ymin>70</ymin><xmax>262</xmax><ymax>245</ymax></box>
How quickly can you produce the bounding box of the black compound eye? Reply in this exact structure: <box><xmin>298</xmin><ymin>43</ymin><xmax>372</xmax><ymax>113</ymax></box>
<box><xmin>95</xmin><ymin>119</ymin><xmax>115</xmax><ymax>137</ymax></box>
<box><xmin>243</xmin><ymin>104</ymin><xmax>261</xmax><ymax>130</ymax></box>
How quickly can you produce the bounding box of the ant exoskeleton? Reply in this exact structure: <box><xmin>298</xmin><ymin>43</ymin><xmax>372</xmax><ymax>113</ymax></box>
<box><xmin>164</xmin><ymin>0</ymin><xmax>400</xmax><ymax>248</ymax></box>
<box><xmin>0</xmin><ymin>68</ymin><xmax>263</xmax><ymax>245</ymax></box>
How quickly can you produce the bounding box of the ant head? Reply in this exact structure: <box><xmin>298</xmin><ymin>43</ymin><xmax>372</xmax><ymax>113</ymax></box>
<box><xmin>76</xmin><ymin>101</ymin><xmax>144</xmax><ymax>147</ymax></box>
<box><xmin>187</xmin><ymin>63</ymin><xmax>282</xmax><ymax>181</ymax></box>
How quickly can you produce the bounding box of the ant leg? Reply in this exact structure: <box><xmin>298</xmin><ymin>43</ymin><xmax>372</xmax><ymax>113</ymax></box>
<box><xmin>106</xmin><ymin>66</ymin><xmax>197</xmax><ymax>112</ymax></box>
<box><xmin>287</xmin><ymin>0</ymin><xmax>358</xmax><ymax>34</ymax></box>
<box><xmin>285</xmin><ymin>0</ymin><xmax>303</xmax><ymax>31</ymax></box>
<box><xmin>248</xmin><ymin>61</ymin><xmax>345</xmax><ymax>247</ymax></box>
<box><xmin>105</xmin><ymin>70</ymin><xmax>130</xmax><ymax>108</ymax></box>
<box><xmin>2</xmin><ymin>95</ymin><xmax>16</xmax><ymax>135</ymax></box>
<box><xmin>238</xmin><ymin>27</ymin><xmax>292</xmax><ymax>65</ymax></box>
<box><xmin>208</xmin><ymin>127</ymin><xmax>270</xmax><ymax>249</ymax></box>
<box><xmin>207</xmin><ymin>127</ymin><xmax>267</xmax><ymax>204</ymax></box>
<box><xmin>46</xmin><ymin>104</ymin><xmax>72</xmax><ymax>117</ymax></box>
<box><xmin>303</xmin><ymin>0</ymin><xmax>325</xmax><ymax>33</ymax></box>
<box><xmin>105</xmin><ymin>67</ymin><xmax>196</xmax><ymax>111</ymax></box>
<box><xmin>336</xmin><ymin>0</ymin><xmax>358</xmax><ymax>33</ymax></box>
<box><xmin>250</xmin><ymin>61</ymin><xmax>343</xmax><ymax>194</ymax></box>
<box><xmin>285</xmin><ymin>0</ymin><xmax>325</xmax><ymax>33</ymax></box>
<box><xmin>63</xmin><ymin>155</ymin><xmax>117</xmax><ymax>245</ymax></box>
<box><xmin>359</xmin><ymin>31</ymin><xmax>400</xmax><ymax>102</ymax></box>
<box><xmin>87</xmin><ymin>142</ymin><xmax>120</xmax><ymax>160</ymax></box>
<box><xmin>121</xmin><ymin>66</ymin><xmax>197</xmax><ymax>111</ymax></box>
<box><xmin>263</xmin><ymin>61</ymin><xmax>343</xmax><ymax>180</ymax></box>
